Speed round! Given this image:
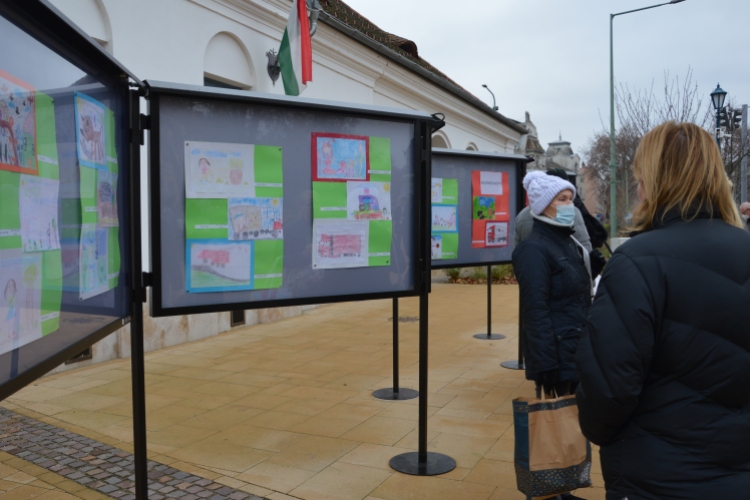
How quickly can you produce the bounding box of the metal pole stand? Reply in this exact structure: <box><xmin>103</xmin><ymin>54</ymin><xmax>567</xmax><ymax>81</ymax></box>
<box><xmin>473</xmin><ymin>265</ymin><xmax>506</xmax><ymax>340</ymax></box>
<box><xmin>501</xmin><ymin>295</ymin><xmax>525</xmax><ymax>370</ymax></box>
<box><xmin>390</xmin><ymin>290</ymin><xmax>456</xmax><ymax>475</ymax></box>
<box><xmin>373</xmin><ymin>298</ymin><xmax>418</xmax><ymax>401</ymax></box>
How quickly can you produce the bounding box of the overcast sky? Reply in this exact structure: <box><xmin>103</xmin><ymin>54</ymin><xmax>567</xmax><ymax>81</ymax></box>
<box><xmin>341</xmin><ymin>0</ymin><xmax>750</xmax><ymax>158</ymax></box>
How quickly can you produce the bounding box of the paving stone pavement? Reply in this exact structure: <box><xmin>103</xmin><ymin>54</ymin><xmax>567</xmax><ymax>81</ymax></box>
<box><xmin>0</xmin><ymin>407</ymin><xmax>265</xmax><ymax>500</ymax></box>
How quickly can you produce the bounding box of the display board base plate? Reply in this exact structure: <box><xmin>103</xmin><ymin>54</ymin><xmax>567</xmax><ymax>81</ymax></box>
<box><xmin>473</xmin><ymin>333</ymin><xmax>506</xmax><ymax>340</ymax></box>
<box><xmin>372</xmin><ymin>388</ymin><xmax>419</xmax><ymax>401</ymax></box>
<box><xmin>390</xmin><ymin>452</ymin><xmax>457</xmax><ymax>476</ymax></box>
<box><xmin>501</xmin><ymin>360</ymin><xmax>525</xmax><ymax>370</ymax></box>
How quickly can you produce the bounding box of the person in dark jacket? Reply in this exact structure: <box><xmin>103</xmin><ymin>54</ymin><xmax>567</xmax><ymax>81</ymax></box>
<box><xmin>513</xmin><ymin>171</ymin><xmax>591</xmax><ymax>399</ymax></box>
<box><xmin>576</xmin><ymin>121</ymin><xmax>750</xmax><ymax>500</ymax></box>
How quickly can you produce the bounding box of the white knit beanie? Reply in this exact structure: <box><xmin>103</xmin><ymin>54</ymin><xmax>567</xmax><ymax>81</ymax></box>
<box><xmin>523</xmin><ymin>171</ymin><xmax>577</xmax><ymax>216</ymax></box>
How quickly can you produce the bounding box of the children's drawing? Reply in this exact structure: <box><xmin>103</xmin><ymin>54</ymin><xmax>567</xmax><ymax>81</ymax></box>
<box><xmin>19</xmin><ymin>175</ymin><xmax>60</xmax><ymax>252</ymax></box>
<box><xmin>312</xmin><ymin>133</ymin><xmax>369</xmax><ymax>182</ymax></box>
<box><xmin>0</xmin><ymin>250</ymin><xmax>42</xmax><ymax>356</ymax></box>
<box><xmin>432</xmin><ymin>205</ymin><xmax>458</xmax><ymax>232</ymax></box>
<box><xmin>228</xmin><ymin>198</ymin><xmax>283</xmax><ymax>241</ymax></box>
<box><xmin>312</xmin><ymin>219</ymin><xmax>369</xmax><ymax>269</ymax></box>
<box><xmin>486</xmin><ymin>222</ymin><xmax>509</xmax><ymax>247</ymax></box>
<box><xmin>346</xmin><ymin>182</ymin><xmax>391</xmax><ymax>221</ymax></box>
<box><xmin>473</xmin><ymin>196</ymin><xmax>496</xmax><ymax>220</ymax></box>
<box><xmin>97</xmin><ymin>170</ymin><xmax>118</xmax><ymax>227</ymax></box>
<box><xmin>187</xmin><ymin>240</ymin><xmax>253</xmax><ymax>292</ymax></box>
<box><xmin>185</xmin><ymin>141</ymin><xmax>255</xmax><ymax>198</ymax></box>
<box><xmin>0</xmin><ymin>71</ymin><xmax>37</xmax><ymax>175</ymax></box>
<box><xmin>79</xmin><ymin>226</ymin><xmax>108</xmax><ymax>300</ymax></box>
<box><xmin>431</xmin><ymin>178</ymin><xmax>443</xmax><ymax>203</ymax></box>
<box><xmin>74</xmin><ymin>92</ymin><xmax>107</xmax><ymax>170</ymax></box>
<box><xmin>431</xmin><ymin>235</ymin><xmax>443</xmax><ymax>260</ymax></box>
<box><xmin>61</xmin><ymin>238</ymin><xmax>79</xmax><ymax>291</ymax></box>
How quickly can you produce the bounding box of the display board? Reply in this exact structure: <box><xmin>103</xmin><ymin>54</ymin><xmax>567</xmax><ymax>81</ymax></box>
<box><xmin>149</xmin><ymin>82</ymin><xmax>437</xmax><ymax>317</ymax></box>
<box><xmin>0</xmin><ymin>1</ymin><xmax>137</xmax><ymax>399</ymax></box>
<box><xmin>430</xmin><ymin>148</ymin><xmax>526</xmax><ymax>269</ymax></box>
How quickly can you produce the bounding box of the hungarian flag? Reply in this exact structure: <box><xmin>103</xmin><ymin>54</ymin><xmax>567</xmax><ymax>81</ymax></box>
<box><xmin>279</xmin><ymin>0</ymin><xmax>313</xmax><ymax>96</ymax></box>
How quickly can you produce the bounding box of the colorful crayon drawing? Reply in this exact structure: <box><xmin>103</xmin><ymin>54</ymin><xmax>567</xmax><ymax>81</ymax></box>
<box><xmin>228</xmin><ymin>198</ymin><xmax>283</xmax><ymax>241</ymax></box>
<box><xmin>79</xmin><ymin>226</ymin><xmax>108</xmax><ymax>300</ymax></box>
<box><xmin>473</xmin><ymin>196</ymin><xmax>496</xmax><ymax>220</ymax></box>
<box><xmin>312</xmin><ymin>219</ymin><xmax>369</xmax><ymax>269</ymax></box>
<box><xmin>313</xmin><ymin>134</ymin><xmax>369</xmax><ymax>181</ymax></box>
<box><xmin>185</xmin><ymin>141</ymin><xmax>255</xmax><ymax>198</ymax></box>
<box><xmin>0</xmin><ymin>70</ymin><xmax>37</xmax><ymax>175</ymax></box>
<box><xmin>431</xmin><ymin>235</ymin><xmax>443</xmax><ymax>260</ymax></box>
<box><xmin>486</xmin><ymin>222</ymin><xmax>509</xmax><ymax>247</ymax></box>
<box><xmin>187</xmin><ymin>240</ymin><xmax>253</xmax><ymax>292</ymax></box>
<box><xmin>19</xmin><ymin>175</ymin><xmax>60</xmax><ymax>252</ymax></box>
<box><xmin>97</xmin><ymin>170</ymin><xmax>118</xmax><ymax>227</ymax></box>
<box><xmin>346</xmin><ymin>182</ymin><xmax>391</xmax><ymax>220</ymax></box>
<box><xmin>0</xmin><ymin>251</ymin><xmax>42</xmax><ymax>356</ymax></box>
<box><xmin>74</xmin><ymin>93</ymin><xmax>107</xmax><ymax>170</ymax></box>
<box><xmin>431</xmin><ymin>178</ymin><xmax>443</xmax><ymax>203</ymax></box>
<box><xmin>432</xmin><ymin>205</ymin><xmax>457</xmax><ymax>232</ymax></box>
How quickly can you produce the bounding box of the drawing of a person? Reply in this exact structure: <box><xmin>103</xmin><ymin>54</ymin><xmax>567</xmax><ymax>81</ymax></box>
<box><xmin>320</xmin><ymin>140</ymin><xmax>334</xmax><ymax>175</ymax></box>
<box><xmin>198</xmin><ymin>157</ymin><xmax>211</xmax><ymax>182</ymax></box>
<box><xmin>4</xmin><ymin>279</ymin><xmax>18</xmax><ymax>342</ymax></box>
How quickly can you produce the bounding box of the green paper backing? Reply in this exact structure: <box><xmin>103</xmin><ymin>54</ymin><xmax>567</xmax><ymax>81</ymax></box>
<box><xmin>369</xmin><ymin>137</ymin><xmax>392</xmax><ymax>182</ymax></box>
<box><xmin>254</xmin><ymin>240</ymin><xmax>284</xmax><ymax>289</ymax></box>
<box><xmin>254</xmin><ymin>146</ymin><xmax>283</xmax><ymax>197</ymax></box>
<box><xmin>312</xmin><ymin>182</ymin><xmax>347</xmax><ymax>219</ymax></box>
<box><xmin>108</xmin><ymin>227</ymin><xmax>120</xmax><ymax>288</ymax></box>
<box><xmin>435</xmin><ymin>232</ymin><xmax>459</xmax><ymax>259</ymax></box>
<box><xmin>80</xmin><ymin>166</ymin><xmax>98</xmax><ymax>225</ymax></box>
<box><xmin>41</xmin><ymin>250</ymin><xmax>62</xmax><ymax>334</ymax></box>
<box><xmin>0</xmin><ymin>171</ymin><xmax>21</xmax><ymax>250</ymax></box>
<box><xmin>36</xmin><ymin>92</ymin><xmax>59</xmax><ymax>180</ymax></box>
<box><xmin>186</xmin><ymin>199</ymin><xmax>229</xmax><ymax>239</ymax></box>
<box><xmin>442</xmin><ymin>179</ymin><xmax>458</xmax><ymax>203</ymax></box>
<box><xmin>368</xmin><ymin>220</ymin><xmax>392</xmax><ymax>266</ymax></box>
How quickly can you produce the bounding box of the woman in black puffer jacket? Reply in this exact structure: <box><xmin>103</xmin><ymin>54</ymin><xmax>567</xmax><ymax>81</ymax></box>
<box><xmin>512</xmin><ymin>171</ymin><xmax>591</xmax><ymax>399</ymax></box>
<box><xmin>576</xmin><ymin>121</ymin><xmax>750</xmax><ymax>500</ymax></box>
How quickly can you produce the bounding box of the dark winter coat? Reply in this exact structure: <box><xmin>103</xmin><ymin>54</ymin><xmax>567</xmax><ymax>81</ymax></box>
<box><xmin>576</xmin><ymin>209</ymin><xmax>750</xmax><ymax>500</ymax></box>
<box><xmin>512</xmin><ymin>218</ymin><xmax>591</xmax><ymax>383</ymax></box>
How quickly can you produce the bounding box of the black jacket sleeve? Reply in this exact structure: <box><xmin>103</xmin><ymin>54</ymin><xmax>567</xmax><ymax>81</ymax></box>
<box><xmin>514</xmin><ymin>242</ymin><xmax>558</xmax><ymax>374</ymax></box>
<box><xmin>575</xmin><ymin>251</ymin><xmax>657</xmax><ymax>445</ymax></box>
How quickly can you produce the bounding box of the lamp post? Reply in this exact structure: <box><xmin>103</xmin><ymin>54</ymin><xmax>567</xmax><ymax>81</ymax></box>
<box><xmin>609</xmin><ymin>0</ymin><xmax>685</xmax><ymax>238</ymax></box>
<box><xmin>482</xmin><ymin>84</ymin><xmax>498</xmax><ymax>111</ymax></box>
<box><xmin>710</xmin><ymin>83</ymin><xmax>727</xmax><ymax>150</ymax></box>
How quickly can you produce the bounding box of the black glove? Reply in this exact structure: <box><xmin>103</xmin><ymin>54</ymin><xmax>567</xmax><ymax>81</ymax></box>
<box><xmin>538</xmin><ymin>370</ymin><xmax>559</xmax><ymax>396</ymax></box>
<box><xmin>589</xmin><ymin>249</ymin><xmax>607</xmax><ymax>279</ymax></box>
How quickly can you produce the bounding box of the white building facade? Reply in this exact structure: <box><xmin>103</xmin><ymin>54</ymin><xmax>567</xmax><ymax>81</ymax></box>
<box><xmin>47</xmin><ymin>0</ymin><xmax>526</xmax><ymax>370</ymax></box>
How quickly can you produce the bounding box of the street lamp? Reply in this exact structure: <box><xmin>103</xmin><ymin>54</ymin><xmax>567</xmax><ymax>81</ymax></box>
<box><xmin>710</xmin><ymin>83</ymin><xmax>727</xmax><ymax>149</ymax></box>
<box><xmin>609</xmin><ymin>0</ymin><xmax>685</xmax><ymax>238</ymax></box>
<box><xmin>482</xmin><ymin>84</ymin><xmax>498</xmax><ymax>111</ymax></box>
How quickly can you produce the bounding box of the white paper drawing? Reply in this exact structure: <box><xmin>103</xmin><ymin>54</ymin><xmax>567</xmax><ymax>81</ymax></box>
<box><xmin>431</xmin><ymin>235</ymin><xmax>443</xmax><ymax>260</ymax></box>
<box><xmin>79</xmin><ymin>226</ymin><xmax>109</xmax><ymax>300</ymax></box>
<box><xmin>185</xmin><ymin>141</ymin><xmax>255</xmax><ymax>198</ymax></box>
<box><xmin>346</xmin><ymin>181</ymin><xmax>391</xmax><ymax>221</ymax></box>
<box><xmin>312</xmin><ymin>219</ymin><xmax>369</xmax><ymax>269</ymax></box>
<box><xmin>431</xmin><ymin>178</ymin><xmax>443</xmax><ymax>203</ymax></box>
<box><xmin>0</xmin><ymin>250</ymin><xmax>42</xmax><ymax>356</ymax></box>
<box><xmin>485</xmin><ymin>222</ymin><xmax>509</xmax><ymax>247</ymax></box>
<box><xmin>188</xmin><ymin>241</ymin><xmax>252</xmax><ymax>292</ymax></box>
<box><xmin>432</xmin><ymin>205</ymin><xmax>457</xmax><ymax>232</ymax></box>
<box><xmin>228</xmin><ymin>198</ymin><xmax>283</xmax><ymax>241</ymax></box>
<box><xmin>479</xmin><ymin>171</ymin><xmax>503</xmax><ymax>196</ymax></box>
<box><xmin>19</xmin><ymin>175</ymin><xmax>60</xmax><ymax>252</ymax></box>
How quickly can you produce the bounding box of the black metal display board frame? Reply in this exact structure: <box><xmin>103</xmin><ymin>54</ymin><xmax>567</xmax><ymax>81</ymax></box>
<box><xmin>146</xmin><ymin>81</ymin><xmax>439</xmax><ymax>318</ymax></box>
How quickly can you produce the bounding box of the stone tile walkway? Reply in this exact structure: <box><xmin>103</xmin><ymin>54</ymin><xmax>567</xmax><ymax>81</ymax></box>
<box><xmin>1</xmin><ymin>284</ymin><xmax>606</xmax><ymax>500</ymax></box>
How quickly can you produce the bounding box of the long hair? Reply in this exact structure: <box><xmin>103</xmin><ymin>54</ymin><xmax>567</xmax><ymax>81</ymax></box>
<box><xmin>630</xmin><ymin>121</ymin><xmax>744</xmax><ymax>232</ymax></box>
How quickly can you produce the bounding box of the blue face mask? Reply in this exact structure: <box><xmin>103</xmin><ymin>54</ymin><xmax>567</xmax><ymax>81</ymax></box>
<box><xmin>554</xmin><ymin>204</ymin><xmax>576</xmax><ymax>226</ymax></box>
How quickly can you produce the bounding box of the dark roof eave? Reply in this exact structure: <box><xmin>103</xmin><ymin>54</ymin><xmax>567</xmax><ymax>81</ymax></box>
<box><xmin>318</xmin><ymin>12</ymin><xmax>527</xmax><ymax>135</ymax></box>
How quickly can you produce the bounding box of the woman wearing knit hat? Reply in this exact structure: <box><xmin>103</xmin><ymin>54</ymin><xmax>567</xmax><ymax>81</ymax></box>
<box><xmin>512</xmin><ymin>171</ymin><xmax>591</xmax><ymax>400</ymax></box>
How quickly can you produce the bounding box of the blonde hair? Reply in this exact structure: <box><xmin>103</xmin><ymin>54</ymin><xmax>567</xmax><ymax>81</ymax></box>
<box><xmin>630</xmin><ymin>121</ymin><xmax>744</xmax><ymax>232</ymax></box>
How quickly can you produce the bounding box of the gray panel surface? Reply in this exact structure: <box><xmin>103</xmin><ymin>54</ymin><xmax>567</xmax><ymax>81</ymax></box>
<box><xmin>155</xmin><ymin>95</ymin><xmax>417</xmax><ymax>310</ymax></box>
<box><xmin>431</xmin><ymin>150</ymin><xmax>519</xmax><ymax>268</ymax></box>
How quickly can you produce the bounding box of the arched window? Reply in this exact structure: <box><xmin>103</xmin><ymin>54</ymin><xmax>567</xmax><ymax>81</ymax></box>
<box><xmin>50</xmin><ymin>0</ymin><xmax>111</xmax><ymax>50</ymax></box>
<box><xmin>432</xmin><ymin>131</ymin><xmax>450</xmax><ymax>149</ymax></box>
<box><xmin>204</xmin><ymin>32</ymin><xmax>256</xmax><ymax>90</ymax></box>
<box><xmin>466</xmin><ymin>142</ymin><xmax>478</xmax><ymax>151</ymax></box>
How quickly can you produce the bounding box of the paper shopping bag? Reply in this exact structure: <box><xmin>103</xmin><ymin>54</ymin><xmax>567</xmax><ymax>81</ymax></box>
<box><xmin>513</xmin><ymin>394</ymin><xmax>592</xmax><ymax>498</ymax></box>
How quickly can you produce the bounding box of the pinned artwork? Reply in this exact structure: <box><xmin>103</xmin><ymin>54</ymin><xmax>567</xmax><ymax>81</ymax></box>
<box><xmin>312</xmin><ymin>219</ymin><xmax>369</xmax><ymax>269</ymax></box>
<box><xmin>431</xmin><ymin>235</ymin><xmax>442</xmax><ymax>260</ymax></box>
<box><xmin>97</xmin><ymin>170</ymin><xmax>118</xmax><ymax>227</ymax></box>
<box><xmin>431</xmin><ymin>178</ymin><xmax>443</xmax><ymax>204</ymax></box>
<box><xmin>19</xmin><ymin>175</ymin><xmax>60</xmax><ymax>252</ymax></box>
<box><xmin>0</xmin><ymin>250</ymin><xmax>42</xmax><ymax>356</ymax></box>
<box><xmin>228</xmin><ymin>198</ymin><xmax>283</xmax><ymax>241</ymax></box>
<box><xmin>312</xmin><ymin>133</ymin><xmax>369</xmax><ymax>181</ymax></box>
<box><xmin>473</xmin><ymin>196</ymin><xmax>496</xmax><ymax>220</ymax></box>
<box><xmin>74</xmin><ymin>93</ymin><xmax>107</xmax><ymax>170</ymax></box>
<box><xmin>0</xmin><ymin>71</ymin><xmax>37</xmax><ymax>175</ymax></box>
<box><xmin>485</xmin><ymin>221</ymin><xmax>509</xmax><ymax>247</ymax></box>
<box><xmin>79</xmin><ymin>226</ymin><xmax>109</xmax><ymax>300</ymax></box>
<box><xmin>346</xmin><ymin>182</ymin><xmax>391</xmax><ymax>221</ymax></box>
<box><xmin>187</xmin><ymin>240</ymin><xmax>253</xmax><ymax>293</ymax></box>
<box><xmin>432</xmin><ymin>205</ymin><xmax>457</xmax><ymax>233</ymax></box>
<box><xmin>185</xmin><ymin>141</ymin><xmax>255</xmax><ymax>198</ymax></box>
